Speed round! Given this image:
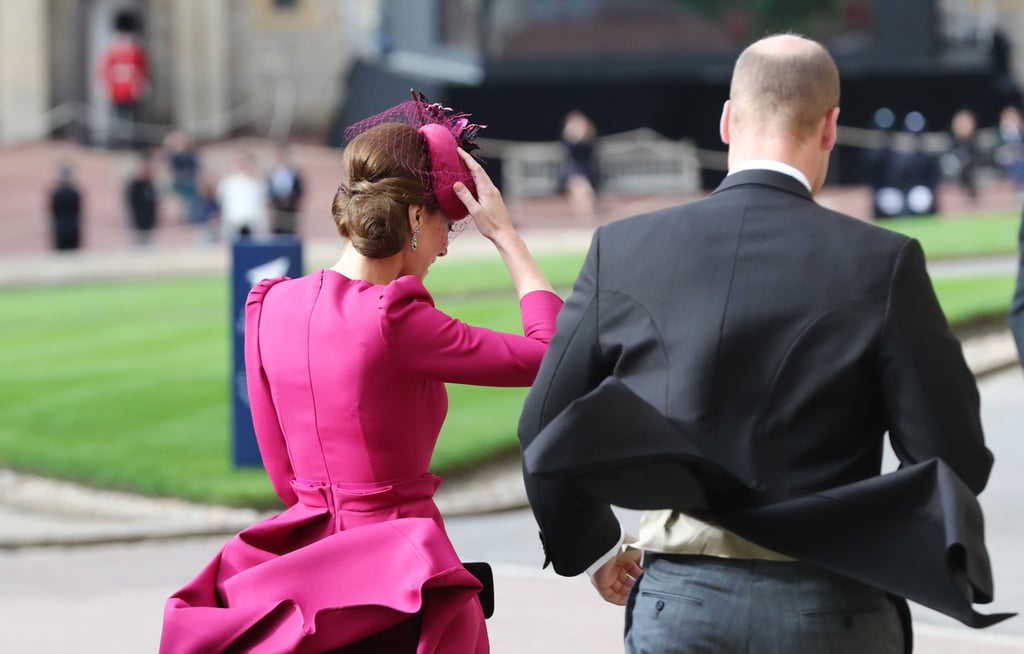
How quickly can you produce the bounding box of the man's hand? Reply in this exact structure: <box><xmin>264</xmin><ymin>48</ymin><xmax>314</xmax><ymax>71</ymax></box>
<box><xmin>591</xmin><ymin>538</ymin><xmax>644</xmax><ymax>606</ymax></box>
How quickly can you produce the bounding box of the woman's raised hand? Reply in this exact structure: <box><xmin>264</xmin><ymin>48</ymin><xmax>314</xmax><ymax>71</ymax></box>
<box><xmin>453</xmin><ymin>148</ymin><xmax>515</xmax><ymax>243</ymax></box>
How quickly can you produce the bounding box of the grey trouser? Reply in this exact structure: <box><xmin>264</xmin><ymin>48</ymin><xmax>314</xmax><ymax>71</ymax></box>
<box><xmin>625</xmin><ymin>554</ymin><xmax>904</xmax><ymax>654</ymax></box>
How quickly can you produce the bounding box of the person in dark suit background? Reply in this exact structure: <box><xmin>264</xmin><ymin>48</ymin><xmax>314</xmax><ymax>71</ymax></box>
<box><xmin>893</xmin><ymin>111</ymin><xmax>940</xmax><ymax>216</ymax></box>
<box><xmin>518</xmin><ymin>33</ymin><xmax>1006</xmax><ymax>654</ymax></box>
<box><xmin>862</xmin><ymin>106</ymin><xmax>902</xmax><ymax>219</ymax></box>
<box><xmin>49</xmin><ymin>162</ymin><xmax>83</xmax><ymax>251</ymax></box>
<box><xmin>125</xmin><ymin>150</ymin><xmax>158</xmax><ymax>248</ymax></box>
<box><xmin>267</xmin><ymin>142</ymin><xmax>304</xmax><ymax>236</ymax></box>
<box><xmin>946</xmin><ymin>108</ymin><xmax>980</xmax><ymax>204</ymax></box>
<box><xmin>558</xmin><ymin>110</ymin><xmax>600</xmax><ymax>222</ymax></box>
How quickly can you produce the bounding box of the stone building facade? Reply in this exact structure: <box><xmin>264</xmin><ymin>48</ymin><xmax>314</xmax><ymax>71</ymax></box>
<box><xmin>1</xmin><ymin>0</ymin><xmax>375</xmax><ymax>145</ymax></box>
<box><xmin>6</xmin><ymin>0</ymin><xmax>1024</xmax><ymax>146</ymax></box>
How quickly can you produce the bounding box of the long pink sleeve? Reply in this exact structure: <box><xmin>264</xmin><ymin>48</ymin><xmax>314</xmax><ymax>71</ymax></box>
<box><xmin>378</xmin><ymin>276</ymin><xmax>562</xmax><ymax>387</ymax></box>
<box><xmin>519</xmin><ymin>289</ymin><xmax>565</xmax><ymax>343</ymax></box>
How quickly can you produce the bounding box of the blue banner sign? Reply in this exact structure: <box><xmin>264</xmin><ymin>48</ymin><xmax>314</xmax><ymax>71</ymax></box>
<box><xmin>230</xmin><ymin>239</ymin><xmax>303</xmax><ymax>467</ymax></box>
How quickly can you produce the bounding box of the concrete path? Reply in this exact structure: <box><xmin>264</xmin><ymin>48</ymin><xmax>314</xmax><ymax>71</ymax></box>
<box><xmin>4</xmin><ymin>533</ymin><xmax>1023</xmax><ymax>654</ymax></box>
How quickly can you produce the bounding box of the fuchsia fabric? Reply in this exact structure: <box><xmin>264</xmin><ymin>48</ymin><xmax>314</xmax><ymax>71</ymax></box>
<box><xmin>160</xmin><ymin>270</ymin><xmax>562</xmax><ymax>653</ymax></box>
<box><xmin>418</xmin><ymin>123</ymin><xmax>475</xmax><ymax>221</ymax></box>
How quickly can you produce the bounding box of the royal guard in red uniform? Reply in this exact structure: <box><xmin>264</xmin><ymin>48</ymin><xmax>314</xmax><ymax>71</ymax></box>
<box><xmin>95</xmin><ymin>13</ymin><xmax>149</xmax><ymax>148</ymax></box>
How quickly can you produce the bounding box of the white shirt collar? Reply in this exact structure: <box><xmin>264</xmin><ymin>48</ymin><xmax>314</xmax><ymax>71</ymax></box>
<box><xmin>728</xmin><ymin>160</ymin><xmax>812</xmax><ymax>192</ymax></box>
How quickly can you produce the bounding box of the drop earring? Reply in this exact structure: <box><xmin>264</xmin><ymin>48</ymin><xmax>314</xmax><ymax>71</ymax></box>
<box><xmin>410</xmin><ymin>225</ymin><xmax>420</xmax><ymax>251</ymax></box>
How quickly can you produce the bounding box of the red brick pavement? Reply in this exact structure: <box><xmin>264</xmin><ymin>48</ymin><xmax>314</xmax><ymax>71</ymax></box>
<box><xmin>2</xmin><ymin>138</ymin><xmax>1021</xmax><ymax>257</ymax></box>
<box><xmin>0</xmin><ymin>138</ymin><xmax>346</xmax><ymax>255</ymax></box>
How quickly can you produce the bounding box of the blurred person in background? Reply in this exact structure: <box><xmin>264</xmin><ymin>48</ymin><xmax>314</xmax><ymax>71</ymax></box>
<box><xmin>190</xmin><ymin>174</ymin><xmax>220</xmax><ymax>246</ymax></box>
<box><xmin>162</xmin><ymin>130</ymin><xmax>201</xmax><ymax>224</ymax></box>
<box><xmin>943</xmin><ymin>108</ymin><xmax>979</xmax><ymax>203</ymax></box>
<box><xmin>124</xmin><ymin>150</ymin><xmax>159</xmax><ymax>248</ymax></box>
<box><xmin>217</xmin><ymin>152</ymin><xmax>269</xmax><ymax>241</ymax></box>
<box><xmin>48</xmin><ymin>162</ymin><xmax>83</xmax><ymax>252</ymax></box>
<box><xmin>160</xmin><ymin>92</ymin><xmax>562</xmax><ymax>653</ymax></box>
<box><xmin>893</xmin><ymin>111</ymin><xmax>940</xmax><ymax>216</ymax></box>
<box><xmin>995</xmin><ymin>105</ymin><xmax>1024</xmax><ymax>197</ymax></box>
<box><xmin>95</xmin><ymin>11</ymin><xmax>148</xmax><ymax>149</ymax></box>
<box><xmin>267</xmin><ymin>142</ymin><xmax>305</xmax><ymax>237</ymax></box>
<box><xmin>559</xmin><ymin>110</ymin><xmax>600</xmax><ymax>222</ymax></box>
<box><xmin>863</xmin><ymin>107</ymin><xmax>902</xmax><ymax>219</ymax></box>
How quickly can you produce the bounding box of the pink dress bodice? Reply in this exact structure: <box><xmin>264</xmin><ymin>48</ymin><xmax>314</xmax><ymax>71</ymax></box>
<box><xmin>248</xmin><ymin>269</ymin><xmax>562</xmax><ymax>500</ymax></box>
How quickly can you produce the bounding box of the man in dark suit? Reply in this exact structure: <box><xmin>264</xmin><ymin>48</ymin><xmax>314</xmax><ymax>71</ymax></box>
<box><xmin>125</xmin><ymin>151</ymin><xmax>158</xmax><ymax>248</ymax></box>
<box><xmin>50</xmin><ymin>163</ymin><xmax>83</xmax><ymax>251</ymax></box>
<box><xmin>267</xmin><ymin>143</ymin><xmax>304</xmax><ymax>236</ymax></box>
<box><xmin>519</xmin><ymin>34</ymin><xmax>1006</xmax><ymax>653</ymax></box>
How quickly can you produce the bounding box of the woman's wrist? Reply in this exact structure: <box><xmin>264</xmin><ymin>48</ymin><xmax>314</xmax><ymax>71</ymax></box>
<box><xmin>491</xmin><ymin>231</ymin><xmax>555</xmax><ymax>298</ymax></box>
<box><xmin>486</xmin><ymin>227</ymin><xmax>521</xmax><ymax>251</ymax></box>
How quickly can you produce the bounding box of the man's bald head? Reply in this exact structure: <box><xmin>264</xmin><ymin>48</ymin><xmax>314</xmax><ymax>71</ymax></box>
<box><xmin>729</xmin><ymin>34</ymin><xmax>840</xmax><ymax>140</ymax></box>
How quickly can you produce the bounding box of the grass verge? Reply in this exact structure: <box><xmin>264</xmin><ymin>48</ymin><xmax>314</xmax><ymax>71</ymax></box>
<box><xmin>0</xmin><ymin>251</ymin><xmax>1016</xmax><ymax>508</ymax></box>
<box><xmin>875</xmin><ymin>211</ymin><xmax>1020</xmax><ymax>259</ymax></box>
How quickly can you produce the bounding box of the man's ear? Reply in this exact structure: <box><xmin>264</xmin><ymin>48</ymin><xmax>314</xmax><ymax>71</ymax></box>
<box><xmin>822</xmin><ymin>106</ymin><xmax>840</xmax><ymax>151</ymax></box>
<box><xmin>720</xmin><ymin>100</ymin><xmax>732</xmax><ymax>145</ymax></box>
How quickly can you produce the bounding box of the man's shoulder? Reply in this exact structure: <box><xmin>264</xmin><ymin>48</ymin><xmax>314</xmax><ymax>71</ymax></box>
<box><xmin>597</xmin><ymin>189</ymin><xmax>785</xmax><ymax>237</ymax></box>
<box><xmin>814</xmin><ymin>203</ymin><xmax>913</xmax><ymax>249</ymax></box>
<box><xmin>596</xmin><ymin>191</ymin><xmax>912</xmax><ymax>256</ymax></box>
<box><xmin>599</xmin><ymin>200</ymin><xmax>705</xmax><ymax>234</ymax></box>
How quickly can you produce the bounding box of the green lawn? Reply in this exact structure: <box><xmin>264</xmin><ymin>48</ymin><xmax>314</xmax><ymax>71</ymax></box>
<box><xmin>0</xmin><ymin>254</ymin><xmax>589</xmax><ymax>508</ymax></box>
<box><xmin>875</xmin><ymin>212</ymin><xmax>1020</xmax><ymax>259</ymax></box>
<box><xmin>426</xmin><ymin>251</ymin><xmax>585</xmax><ymax>295</ymax></box>
<box><xmin>0</xmin><ymin>244</ymin><xmax>1017</xmax><ymax>508</ymax></box>
<box><xmin>932</xmin><ymin>274</ymin><xmax>1018</xmax><ymax>325</ymax></box>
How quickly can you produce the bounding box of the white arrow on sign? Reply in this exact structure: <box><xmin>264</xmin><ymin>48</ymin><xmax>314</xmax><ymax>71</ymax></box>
<box><xmin>246</xmin><ymin>256</ymin><xmax>292</xmax><ymax>286</ymax></box>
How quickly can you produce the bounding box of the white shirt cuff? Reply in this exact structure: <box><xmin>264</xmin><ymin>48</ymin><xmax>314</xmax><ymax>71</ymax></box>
<box><xmin>585</xmin><ymin>526</ymin><xmax>625</xmax><ymax>578</ymax></box>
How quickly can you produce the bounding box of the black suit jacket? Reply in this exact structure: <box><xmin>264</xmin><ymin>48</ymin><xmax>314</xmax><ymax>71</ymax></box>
<box><xmin>518</xmin><ymin>170</ymin><xmax>1010</xmax><ymax>628</ymax></box>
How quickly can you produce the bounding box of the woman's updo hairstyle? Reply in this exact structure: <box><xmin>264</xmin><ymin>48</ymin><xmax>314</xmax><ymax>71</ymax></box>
<box><xmin>335</xmin><ymin>91</ymin><xmax>486</xmax><ymax>255</ymax></box>
<box><xmin>331</xmin><ymin>123</ymin><xmax>438</xmax><ymax>258</ymax></box>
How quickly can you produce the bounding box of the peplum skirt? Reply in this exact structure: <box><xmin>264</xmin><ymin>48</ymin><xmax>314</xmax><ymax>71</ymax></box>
<box><xmin>160</xmin><ymin>474</ymin><xmax>488</xmax><ymax>654</ymax></box>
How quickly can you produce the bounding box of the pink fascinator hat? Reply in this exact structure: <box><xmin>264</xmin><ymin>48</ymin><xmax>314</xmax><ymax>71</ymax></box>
<box><xmin>343</xmin><ymin>90</ymin><xmax>486</xmax><ymax>221</ymax></box>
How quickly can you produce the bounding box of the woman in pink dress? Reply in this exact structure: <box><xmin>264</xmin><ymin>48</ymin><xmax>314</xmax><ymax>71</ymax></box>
<box><xmin>160</xmin><ymin>94</ymin><xmax>563</xmax><ymax>653</ymax></box>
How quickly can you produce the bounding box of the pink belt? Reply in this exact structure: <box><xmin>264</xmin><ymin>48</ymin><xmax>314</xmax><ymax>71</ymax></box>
<box><xmin>289</xmin><ymin>473</ymin><xmax>444</xmax><ymax>531</ymax></box>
